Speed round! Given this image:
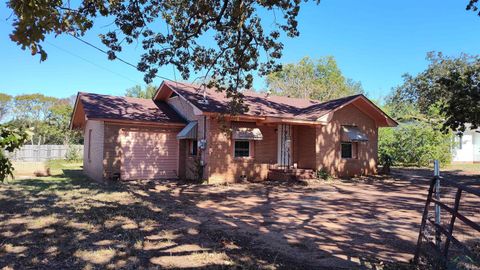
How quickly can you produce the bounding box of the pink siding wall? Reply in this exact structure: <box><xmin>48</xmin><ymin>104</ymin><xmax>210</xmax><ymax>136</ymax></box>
<box><xmin>103</xmin><ymin>123</ymin><xmax>182</xmax><ymax>180</ymax></box>
<box><xmin>120</xmin><ymin>128</ymin><xmax>180</xmax><ymax>180</ymax></box>
<box><xmin>83</xmin><ymin>120</ymin><xmax>104</xmax><ymax>181</ymax></box>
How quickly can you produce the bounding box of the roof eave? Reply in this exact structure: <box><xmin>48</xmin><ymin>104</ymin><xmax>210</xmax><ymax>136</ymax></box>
<box><xmin>96</xmin><ymin>118</ymin><xmax>186</xmax><ymax>127</ymax></box>
<box><xmin>156</xmin><ymin>81</ymin><xmax>205</xmax><ymax>116</ymax></box>
<box><xmin>263</xmin><ymin>116</ymin><xmax>324</xmax><ymax>126</ymax></box>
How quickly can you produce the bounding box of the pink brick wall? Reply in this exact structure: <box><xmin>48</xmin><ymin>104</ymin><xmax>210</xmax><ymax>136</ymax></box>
<box><xmin>205</xmin><ymin>120</ymin><xmax>277</xmax><ymax>183</ymax></box>
<box><xmin>315</xmin><ymin>103</ymin><xmax>378</xmax><ymax>177</ymax></box>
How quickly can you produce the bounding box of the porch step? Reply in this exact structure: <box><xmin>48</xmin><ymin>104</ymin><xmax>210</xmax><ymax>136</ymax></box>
<box><xmin>267</xmin><ymin>169</ymin><xmax>316</xmax><ymax>181</ymax></box>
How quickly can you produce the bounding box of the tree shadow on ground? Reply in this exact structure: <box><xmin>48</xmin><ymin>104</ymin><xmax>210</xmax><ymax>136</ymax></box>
<box><xmin>0</xmin><ymin>167</ymin><xmax>478</xmax><ymax>269</ymax></box>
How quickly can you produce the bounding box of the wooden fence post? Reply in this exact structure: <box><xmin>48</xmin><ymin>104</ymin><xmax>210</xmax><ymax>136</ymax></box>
<box><xmin>413</xmin><ymin>177</ymin><xmax>437</xmax><ymax>264</ymax></box>
<box><xmin>443</xmin><ymin>188</ymin><xmax>462</xmax><ymax>259</ymax></box>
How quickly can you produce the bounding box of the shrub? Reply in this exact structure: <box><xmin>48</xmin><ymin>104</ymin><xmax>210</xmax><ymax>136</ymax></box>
<box><xmin>188</xmin><ymin>156</ymin><xmax>205</xmax><ymax>184</ymax></box>
<box><xmin>379</xmin><ymin>153</ymin><xmax>393</xmax><ymax>174</ymax></box>
<box><xmin>316</xmin><ymin>168</ymin><xmax>331</xmax><ymax>181</ymax></box>
<box><xmin>65</xmin><ymin>144</ymin><xmax>82</xmax><ymax>162</ymax></box>
<box><xmin>378</xmin><ymin>122</ymin><xmax>453</xmax><ymax>167</ymax></box>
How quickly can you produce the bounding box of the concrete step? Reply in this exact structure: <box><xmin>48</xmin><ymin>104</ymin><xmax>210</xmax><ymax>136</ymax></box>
<box><xmin>268</xmin><ymin>169</ymin><xmax>317</xmax><ymax>181</ymax></box>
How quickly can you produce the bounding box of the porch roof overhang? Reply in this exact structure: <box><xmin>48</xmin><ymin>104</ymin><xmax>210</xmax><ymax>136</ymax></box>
<box><xmin>341</xmin><ymin>126</ymin><xmax>369</xmax><ymax>142</ymax></box>
<box><xmin>262</xmin><ymin>116</ymin><xmax>324</xmax><ymax>126</ymax></box>
<box><xmin>177</xmin><ymin>121</ymin><xmax>198</xmax><ymax>140</ymax></box>
<box><xmin>233</xmin><ymin>127</ymin><xmax>263</xmax><ymax>140</ymax></box>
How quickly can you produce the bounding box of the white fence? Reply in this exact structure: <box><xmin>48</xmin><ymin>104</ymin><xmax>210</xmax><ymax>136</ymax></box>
<box><xmin>4</xmin><ymin>145</ymin><xmax>83</xmax><ymax>162</ymax></box>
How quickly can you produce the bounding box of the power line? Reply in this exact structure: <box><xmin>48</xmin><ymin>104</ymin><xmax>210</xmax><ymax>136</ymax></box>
<box><xmin>2</xmin><ymin>18</ymin><xmax>203</xmax><ymax>92</ymax></box>
<box><xmin>45</xmin><ymin>40</ymin><xmax>141</xmax><ymax>85</ymax></box>
<box><xmin>68</xmin><ymin>34</ymin><xmax>202</xmax><ymax>91</ymax></box>
<box><xmin>70</xmin><ymin>34</ymin><xmax>138</xmax><ymax>70</ymax></box>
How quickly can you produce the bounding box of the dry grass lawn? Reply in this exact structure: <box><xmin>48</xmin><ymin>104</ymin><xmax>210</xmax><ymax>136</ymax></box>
<box><xmin>0</xmin><ymin>161</ymin><xmax>478</xmax><ymax>269</ymax></box>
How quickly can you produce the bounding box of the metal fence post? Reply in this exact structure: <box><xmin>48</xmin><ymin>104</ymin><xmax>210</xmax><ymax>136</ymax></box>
<box><xmin>434</xmin><ymin>159</ymin><xmax>441</xmax><ymax>248</ymax></box>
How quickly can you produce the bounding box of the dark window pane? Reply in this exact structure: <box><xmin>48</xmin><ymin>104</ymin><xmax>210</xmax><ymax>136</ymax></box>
<box><xmin>190</xmin><ymin>140</ymin><xmax>198</xmax><ymax>156</ymax></box>
<box><xmin>234</xmin><ymin>140</ymin><xmax>250</xmax><ymax>157</ymax></box>
<box><xmin>341</xmin><ymin>143</ymin><xmax>352</xmax><ymax>158</ymax></box>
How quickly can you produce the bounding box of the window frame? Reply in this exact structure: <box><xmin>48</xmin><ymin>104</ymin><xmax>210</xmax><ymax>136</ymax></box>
<box><xmin>88</xmin><ymin>129</ymin><xmax>92</xmax><ymax>162</ymax></box>
<box><xmin>188</xmin><ymin>140</ymin><xmax>198</xmax><ymax>156</ymax></box>
<box><xmin>341</xmin><ymin>142</ymin><xmax>353</xmax><ymax>159</ymax></box>
<box><xmin>234</xmin><ymin>140</ymin><xmax>251</xmax><ymax>158</ymax></box>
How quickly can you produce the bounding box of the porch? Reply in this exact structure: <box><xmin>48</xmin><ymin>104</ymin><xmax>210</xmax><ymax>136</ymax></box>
<box><xmin>267</xmin><ymin>123</ymin><xmax>318</xmax><ymax>181</ymax></box>
<box><xmin>177</xmin><ymin>118</ymin><xmax>371</xmax><ymax>182</ymax></box>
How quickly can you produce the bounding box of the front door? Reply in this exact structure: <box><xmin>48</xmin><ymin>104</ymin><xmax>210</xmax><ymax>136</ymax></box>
<box><xmin>277</xmin><ymin>124</ymin><xmax>292</xmax><ymax>168</ymax></box>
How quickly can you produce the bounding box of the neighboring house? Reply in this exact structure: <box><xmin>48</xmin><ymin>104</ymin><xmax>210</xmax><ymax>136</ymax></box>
<box><xmin>70</xmin><ymin>80</ymin><xmax>397</xmax><ymax>183</ymax></box>
<box><xmin>452</xmin><ymin>126</ymin><xmax>480</xmax><ymax>163</ymax></box>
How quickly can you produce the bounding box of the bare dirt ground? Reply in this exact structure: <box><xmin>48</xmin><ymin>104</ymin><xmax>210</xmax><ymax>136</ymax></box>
<box><xmin>0</xmin><ymin>163</ymin><xmax>478</xmax><ymax>269</ymax></box>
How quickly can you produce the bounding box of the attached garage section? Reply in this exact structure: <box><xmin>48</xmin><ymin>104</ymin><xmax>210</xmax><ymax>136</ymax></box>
<box><xmin>119</xmin><ymin>126</ymin><xmax>181</xmax><ymax>180</ymax></box>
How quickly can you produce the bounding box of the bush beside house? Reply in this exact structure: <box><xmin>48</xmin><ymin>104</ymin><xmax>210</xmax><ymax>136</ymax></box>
<box><xmin>379</xmin><ymin>122</ymin><xmax>453</xmax><ymax>167</ymax></box>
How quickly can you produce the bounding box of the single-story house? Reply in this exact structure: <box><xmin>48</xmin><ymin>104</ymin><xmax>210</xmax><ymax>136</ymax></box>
<box><xmin>70</xmin><ymin>80</ymin><xmax>397</xmax><ymax>183</ymax></box>
<box><xmin>452</xmin><ymin>125</ymin><xmax>480</xmax><ymax>163</ymax></box>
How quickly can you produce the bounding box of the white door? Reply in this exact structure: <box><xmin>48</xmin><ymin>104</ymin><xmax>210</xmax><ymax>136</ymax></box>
<box><xmin>277</xmin><ymin>124</ymin><xmax>292</xmax><ymax>167</ymax></box>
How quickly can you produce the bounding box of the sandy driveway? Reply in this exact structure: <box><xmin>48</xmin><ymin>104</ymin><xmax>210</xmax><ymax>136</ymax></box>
<box><xmin>2</xmin><ymin>167</ymin><xmax>477</xmax><ymax>269</ymax></box>
<box><xmin>135</xmin><ymin>167</ymin><xmax>480</xmax><ymax>269</ymax></box>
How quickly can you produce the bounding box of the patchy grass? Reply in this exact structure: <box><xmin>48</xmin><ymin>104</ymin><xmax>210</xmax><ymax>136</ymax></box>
<box><xmin>0</xmin><ymin>162</ymin><xmax>280</xmax><ymax>269</ymax></box>
<box><xmin>445</xmin><ymin>163</ymin><xmax>480</xmax><ymax>175</ymax></box>
<box><xmin>10</xmin><ymin>159</ymin><xmax>83</xmax><ymax>179</ymax></box>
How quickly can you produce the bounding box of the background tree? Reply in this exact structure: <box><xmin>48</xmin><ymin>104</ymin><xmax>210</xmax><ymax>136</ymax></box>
<box><xmin>387</xmin><ymin>52</ymin><xmax>480</xmax><ymax>132</ymax></box>
<box><xmin>5</xmin><ymin>94</ymin><xmax>81</xmax><ymax>145</ymax></box>
<box><xmin>0</xmin><ymin>93</ymin><xmax>12</xmax><ymax>122</ymax></box>
<box><xmin>378</xmin><ymin>120</ymin><xmax>453</xmax><ymax>167</ymax></box>
<box><xmin>12</xmin><ymin>94</ymin><xmax>57</xmax><ymax>144</ymax></box>
<box><xmin>467</xmin><ymin>0</ymin><xmax>480</xmax><ymax>15</ymax></box>
<box><xmin>266</xmin><ymin>56</ymin><xmax>364</xmax><ymax>101</ymax></box>
<box><xmin>375</xmin><ymin>52</ymin><xmax>480</xmax><ymax>167</ymax></box>
<box><xmin>46</xmin><ymin>99</ymin><xmax>82</xmax><ymax>144</ymax></box>
<box><xmin>13</xmin><ymin>94</ymin><xmax>56</xmax><ymax>121</ymax></box>
<box><xmin>125</xmin><ymin>85</ymin><xmax>158</xmax><ymax>99</ymax></box>
<box><xmin>379</xmin><ymin>97</ymin><xmax>454</xmax><ymax>167</ymax></box>
<box><xmin>6</xmin><ymin>0</ymin><xmax>322</xmax><ymax>112</ymax></box>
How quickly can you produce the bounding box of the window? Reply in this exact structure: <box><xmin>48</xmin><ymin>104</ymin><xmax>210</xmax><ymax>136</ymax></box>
<box><xmin>234</xmin><ymin>140</ymin><xmax>250</xmax><ymax>157</ymax></box>
<box><xmin>189</xmin><ymin>140</ymin><xmax>198</xmax><ymax>156</ymax></box>
<box><xmin>88</xmin><ymin>129</ymin><xmax>92</xmax><ymax>161</ymax></box>
<box><xmin>341</xmin><ymin>143</ymin><xmax>352</xmax><ymax>158</ymax></box>
<box><xmin>458</xmin><ymin>134</ymin><xmax>463</xmax><ymax>149</ymax></box>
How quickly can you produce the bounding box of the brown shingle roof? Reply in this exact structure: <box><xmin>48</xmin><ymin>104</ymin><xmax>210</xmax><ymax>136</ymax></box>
<box><xmin>163</xmin><ymin>81</ymin><xmax>362</xmax><ymax>120</ymax></box>
<box><xmin>79</xmin><ymin>92</ymin><xmax>186</xmax><ymax>124</ymax></box>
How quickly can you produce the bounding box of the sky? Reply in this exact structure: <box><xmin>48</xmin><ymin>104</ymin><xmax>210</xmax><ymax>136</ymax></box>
<box><xmin>1</xmin><ymin>0</ymin><xmax>479</xmax><ymax>101</ymax></box>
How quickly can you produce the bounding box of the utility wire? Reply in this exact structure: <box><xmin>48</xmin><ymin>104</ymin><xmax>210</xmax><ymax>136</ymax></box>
<box><xmin>68</xmin><ymin>34</ymin><xmax>202</xmax><ymax>90</ymax></box>
<box><xmin>2</xmin><ymin>18</ymin><xmax>202</xmax><ymax>91</ymax></box>
<box><xmin>45</xmin><ymin>40</ymin><xmax>141</xmax><ymax>85</ymax></box>
<box><xmin>70</xmin><ymin>34</ymin><xmax>138</xmax><ymax>70</ymax></box>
